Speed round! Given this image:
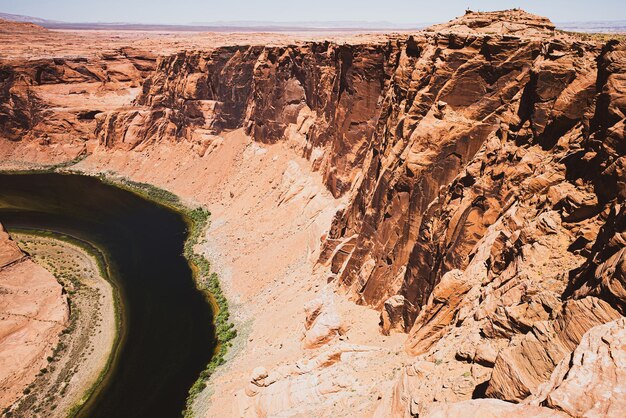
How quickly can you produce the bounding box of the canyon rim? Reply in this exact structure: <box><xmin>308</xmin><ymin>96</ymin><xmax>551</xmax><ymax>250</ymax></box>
<box><xmin>0</xmin><ymin>5</ymin><xmax>626</xmax><ymax>418</ymax></box>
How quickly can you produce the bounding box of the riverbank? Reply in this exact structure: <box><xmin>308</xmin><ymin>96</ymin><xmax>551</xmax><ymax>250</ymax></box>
<box><xmin>7</xmin><ymin>232</ymin><xmax>116</xmax><ymax>417</ymax></box>
<box><xmin>0</xmin><ymin>225</ymin><xmax>68</xmax><ymax>413</ymax></box>
<box><xmin>0</xmin><ymin>168</ymin><xmax>228</xmax><ymax>416</ymax></box>
<box><xmin>91</xmin><ymin>174</ymin><xmax>236</xmax><ymax>416</ymax></box>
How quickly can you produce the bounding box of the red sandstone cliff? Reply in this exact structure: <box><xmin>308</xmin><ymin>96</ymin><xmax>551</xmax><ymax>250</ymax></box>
<box><xmin>1</xmin><ymin>9</ymin><xmax>625</xmax><ymax>417</ymax></box>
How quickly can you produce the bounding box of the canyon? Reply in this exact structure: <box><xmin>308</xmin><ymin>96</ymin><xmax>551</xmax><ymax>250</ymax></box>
<box><xmin>0</xmin><ymin>8</ymin><xmax>625</xmax><ymax>418</ymax></box>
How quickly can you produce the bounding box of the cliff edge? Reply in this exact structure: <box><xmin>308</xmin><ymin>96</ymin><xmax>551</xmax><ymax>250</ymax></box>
<box><xmin>0</xmin><ymin>9</ymin><xmax>625</xmax><ymax>417</ymax></box>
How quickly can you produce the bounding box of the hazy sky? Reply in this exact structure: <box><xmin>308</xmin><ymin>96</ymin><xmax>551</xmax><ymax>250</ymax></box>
<box><xmin>0</xmin><ymin>0</ymin><xmax>624</xmax><ymax>24</ymax></box>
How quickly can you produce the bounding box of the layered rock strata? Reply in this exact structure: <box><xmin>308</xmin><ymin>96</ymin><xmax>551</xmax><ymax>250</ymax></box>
<box><xmin>1</xmin><ymin>8</ymin><xmax>625</xmax><ymax>417</ymax></box>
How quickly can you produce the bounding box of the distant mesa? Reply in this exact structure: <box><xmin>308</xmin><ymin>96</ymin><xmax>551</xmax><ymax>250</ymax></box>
<box><xmin>426</xmin><ymin>8</ymin><xmax>556</xmax><ymax>35</ymax></box>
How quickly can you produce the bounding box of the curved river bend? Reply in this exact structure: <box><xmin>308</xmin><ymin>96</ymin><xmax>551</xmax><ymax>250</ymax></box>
<box><xmin>0</xmin><ymin>173</ymin><xmax>216</xmax><ymax>418</ymax></box>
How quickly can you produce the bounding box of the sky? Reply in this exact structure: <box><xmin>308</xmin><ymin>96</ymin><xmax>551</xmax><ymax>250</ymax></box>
<box><xmin>0</xmin><ymin>0</ymin><xmax>625</xmax><ymax>25</ymax></box>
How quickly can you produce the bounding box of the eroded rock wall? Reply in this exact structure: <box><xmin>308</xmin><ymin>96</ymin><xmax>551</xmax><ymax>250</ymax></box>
<box><xmin>371</xmin><ymin>32</ymin><xmax>626</xmax><ymax>418</ymax></box>
<box><xmin>97</xmin><ymin>43</ymin><xmax>390</xmax><ymax>197</ymax></box>
<box><xmin>0</xmin><ymin>47</ymin><xmax>156</xmax><ymax>162</ymax></box>
<box><xmin>1</xmin><ymin>9</ymin><xmax>625</xmax><ymax>418</ymax></box>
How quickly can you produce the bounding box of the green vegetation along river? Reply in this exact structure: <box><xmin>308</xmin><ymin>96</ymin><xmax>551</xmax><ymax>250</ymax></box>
<box><xmin>0</xmin><ymin>173</ymin><xmax>216</xmax><ymax>418</ymax></box>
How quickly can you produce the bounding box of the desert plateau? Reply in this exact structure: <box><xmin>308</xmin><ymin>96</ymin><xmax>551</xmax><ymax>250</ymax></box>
<box><xmin>0</xmin><ymin>2</ymin><xmax>625</xmax><ymax>418</ymax></box>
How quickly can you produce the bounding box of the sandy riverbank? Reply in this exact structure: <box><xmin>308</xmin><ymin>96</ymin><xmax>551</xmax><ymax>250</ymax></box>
<box><xmin>0</xmin><ymin>226</ymin><xmax>68</xmax><ymax>413</ymax></box>
<box><xmin>6</xmin><ymin>232</ymin><xmax>116</xmax><ymax>417</ymax></box>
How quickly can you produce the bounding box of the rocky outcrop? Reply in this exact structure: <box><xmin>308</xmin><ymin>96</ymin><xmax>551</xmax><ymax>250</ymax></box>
<box><xmin>1</xmin><ymin>41</ymin><xmax>155</xmax><ymax>159</ymax></box>
<box><xmin>404</xmin><ymin>269</ymin><xmax>475</xmax><ymax>355</ymax></box>
<box><xmin>423</xmin><ymin>317</ymin><xmax>626</xmax><ymax>417</ymax></box>
<box><xmin>486</xmin><ymin>297</ymin><xmax>621</xmax><ymax>401</ymax></box>
<box><xmin>0</xmin><ymin>224</ymin><xmax>68</xmax><ymax>409</ymax></box>
<box><xmin>96</xmin><ymin>43</ymin><xmax>389</xmax><ymax>197</ymax></box>
<box><xmin>302</xmin><ymin>291</ymin><xmax>346</xmax><ymax>349</ymax></box>
<box><xmin>380</xmin><ymin>295</ymin><xmax>408</xmax><ymax>335</ymax></box>
<box><xmin>564</xmin><ymin>40</ymin><xmax>626</xmax><ymax>314</ymax></box>
<box><xmin>0</xmin><ymin>64</ymin><xmax>42</xmax><ymax>142</ymax></box>
<box><xmin>529</xmin><ymin>317</ymin><xmax>626</xmax><ymax>416</ymax></box>
<box><xmin>324</xmin><ymin>20</ymin><xmax>603</xmax><ymax>325</ymax></box>
<box><xmin>0</xmin><ymin>224</ymin><xmax>26</xmax><ymax>267</ymax></box>
<box><xmin>427</xmin><ymin>9</ymin><xmax>556</xmax><ymax>36</ymax></box>
<box><xmin>242</xmin><ymin>342</ymin><xmax>377</xmax><ymax>417</ymax></box>
<box><xmin>360</xmin><ymin>14</ymin><xmax>625</xmax><ymax>415</ymax></box>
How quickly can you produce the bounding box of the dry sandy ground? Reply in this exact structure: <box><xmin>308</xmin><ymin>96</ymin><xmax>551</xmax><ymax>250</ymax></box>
<box><xmin>0</xmin><ymin>21</ymin><xmax>394</xmax><ymax>61</ymax></box>
<box><xmin>6</xmin><ymin>233</ymin><xmax>115</xmax><ymax>417</ymax></box>
<box><xmin>76</xmin><ymin>129</ymin><xmax>410</xmax><ymax>417</ymax></box>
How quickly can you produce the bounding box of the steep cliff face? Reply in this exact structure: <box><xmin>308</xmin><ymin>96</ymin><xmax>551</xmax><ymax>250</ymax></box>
<box><xmin>0</xmin><ymin>62</ymin><xmax>50</xmax><ymax>142</ymax></box>
<box><xmin>94</xmin><ymin>11</ymin><xmax>626</xmax><ymax>415</ymax></box>
<box><xmin>322</xmin><ymin>30</ymin><xmax>556</xmax><ymax>316</ymax></box>
<box><xmin>1</xmin><ymin>9</ymin><xmax>625</xmax><ymax>418</ymax></box>
<box><xmin>97</xmin><ymin>42</ymin><xmax>390</xmax><ymax>196</ymax></box>
<box><xmin>103</xmin><ymin>12</ymin><xmax>621</xmax><ymax>326</ymax></box>
<box><xmin>0</xmin><ymin>45</ymin><xmax>156</xmax><ymax>163</ymax></box>
<box><xmin>371</xmin><ymin>18</ymin><xmax>626</xmax><ymax>416</ymax></box>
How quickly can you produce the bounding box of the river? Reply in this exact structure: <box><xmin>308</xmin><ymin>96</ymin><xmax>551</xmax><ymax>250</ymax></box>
<box><xmin>0</xmin><ymin>173</ymin><xmax>215</xmax><ymax>418</ymax></box>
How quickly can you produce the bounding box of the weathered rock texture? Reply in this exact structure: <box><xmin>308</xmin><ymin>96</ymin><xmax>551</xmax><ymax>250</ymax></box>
<box><xmin>94</xmin><ymin>42</ymin><xmax>389</xmax><ymax>198</ymax></box>
<box><xmin>420</xmin><ymin>316</ymin><xmax>626</xmax><ymax>417</ymax></box>
<box><xmin>1</xmin><ymin>8</ymin><xmax>625</xmax><ymax>418</ymax></box>
<box><xmin>529</xmin><ymin>317</ymin><xmax>626</xmax><ymax>417</ymax></box>
<box><xmin>0</xmin><ymin>224</ymin><xmax>68</xmax><ymax>410</ymax></box>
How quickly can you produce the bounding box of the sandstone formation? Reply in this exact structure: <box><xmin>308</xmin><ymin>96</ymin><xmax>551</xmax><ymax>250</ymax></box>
<box><xmin>422</xmin><ymin>316</ymin><xmax>626</xmax><ymax>417</ymax></box>
<box><xmin>0</xmin><ymin>8</ymin><xmax>625</xmax><ymax>418</ymax></box>
<box><xmin>424</xmin><ymin>399</ymin><xmax>569</xmax><ymax>418</ymax></box>
<box><xmin>0</xmin><ymin>224</ymin><xmax>68</xmax><ymax>410</ymax></box>
<box><xmin>0</xmin><ymin>44</ymin><xmax>156</xmax><ymax>164</ymax></box>
<box><xmin>529</xmin><ymin>317</ymin><xmax>626</xmax><ymax>417</ymax></box>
